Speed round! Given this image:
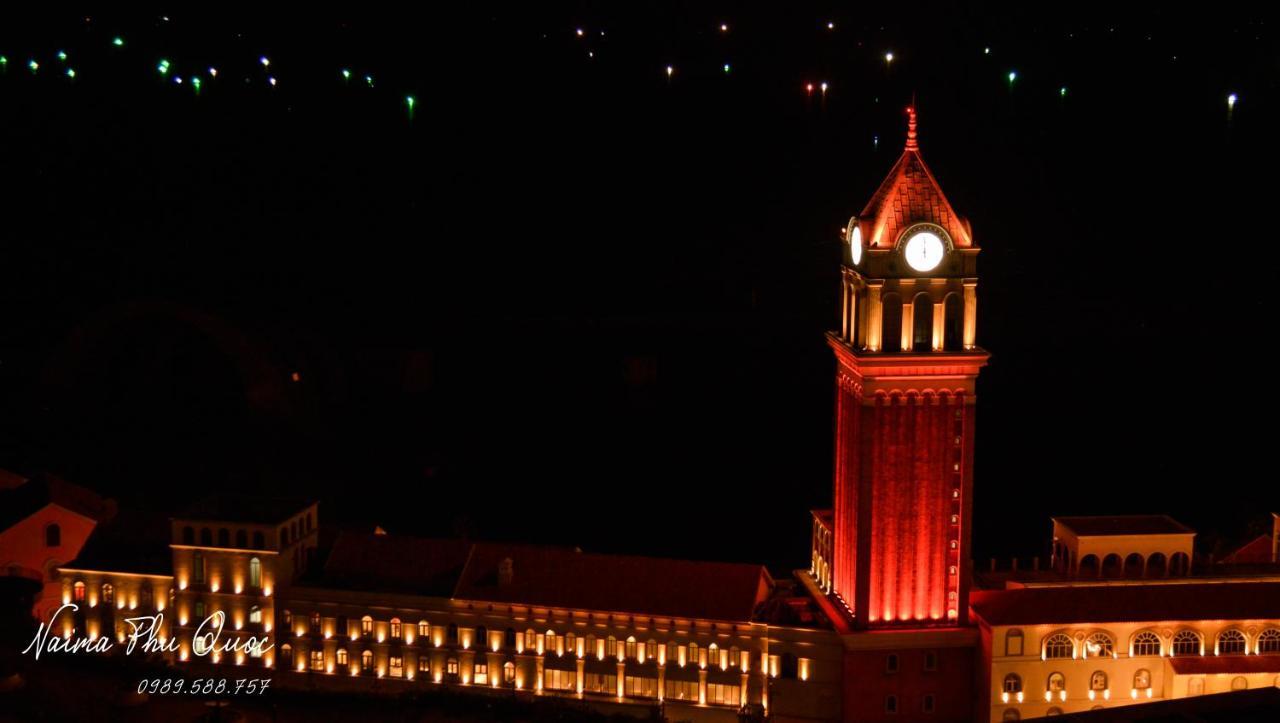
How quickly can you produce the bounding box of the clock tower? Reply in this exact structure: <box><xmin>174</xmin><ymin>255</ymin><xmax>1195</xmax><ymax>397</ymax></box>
<box><xmin>829</xmin><ymin>107</ymin><xmax>988</xmax><ymax>631</ymax></box>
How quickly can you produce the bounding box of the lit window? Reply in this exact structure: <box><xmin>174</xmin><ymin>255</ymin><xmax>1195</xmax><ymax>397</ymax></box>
<box><xmin>474</xmin><ymin>661</ymin><xmax>488</xmax><ymax>684</ymax></box>
<box><xmin>1003</xmin><ymin>673</ymin><xmax>1022</xmax><ymax>694</ymax></box>
<box><xmin>418</xmin><ymin>656</ymin><xmax>430</xmax><ymax>672</ymax></box>
<box><xmin>192</xmin><ymin>553</ymin><xmax>205</xmax><ymax>584</ymax></box>
<box><xmin>361</xmin><ymin>616</ymin><xmax>373</xmax><ymax>636</ymax></box>
<box><xmin>545</xmin><ymin>630</ymin><xmax>558</xmax><ymax>654</ymax></box>
<box><xmin>337</xmin><ymin>649</ymin><xmax>348</xmax><ymax>666</ymax></box>
<box><xmin>249</xmin><ymin>557</ymin><xmax>261</xmax><ymax>588</ymax></box>
<box><xmin>1133</xmin><ymin>669</ymin><xmax>1150</xmax><ymax>690</ymax></box>
<box><xmin>1043</xmin><ymin>633</ymin><xmax>1073</xmax><ymax>659</ymax></box>
<box><xmin>646</xmin><ymin>639</ymin><xmax>658</xmax><ymax>661</ymax></box>
<box><xmin>503</xmin><ymin>661</ymin><xmax>515</xmax><ymax>683</ymax></box>
<box><xmin>101</xmin><ymin>583</ymin><xmax>113</xmax><ymax>603</ymax></box>
<box><xmin>606</xmin><ymin>636</ymin><xmax>618</xmax><ymax>658</ymax></box>
<box><xmin>687</xmin><ymin>642</ymin><xmax>697</xmax><ymax>664</ymax></box>
<box><xmin>195</xmin><ymin>634</ymin><xmax>212</xmax><ymax>656</ymax></box>
<box><xmin>419</xmin><ymin>620</ymin><xmax>430</xmax><ymax>638</ymax></box>
<box><xmin>625</xmin><ymin>637</ymin><xmax>638</xmax><ymax>661</ymax></box>
<box><xmin>1132</xmin><ymin>631</ymin><xmax>1161</xmax><ymax>656</ymax></box>
<box><xmin>390</xmin><ymin>618</ymin><xmax>402</xmax><ymax>639</ymax></box>
<box><xmin>1218</xmin><ymin>629</ymin><xmax>1247</xmax><ymax>655</ymax></box>
<box><xmin>1085</xmin><ymin>632</ymin><xmax>1113</xmax><ymax>658</ymax></box>
<box><xmin>1089</xmin><ymin>670</ymin><xmax>1107</xmax><ymax>691</ymax></box>
<box><xmin>361</xmin><ymin>650</ymin><xmax>373</xmax><ymax>671</ymax></box>
<box><xmin>390</xmin><ymin>656</ymin><xmax>403</xmax><ymax>677</ymax></box>
<box><xmin>1258</xmin><ymin>629</ymin><xmax>1280</xmax><ymax>654</ymax></box>
<box><xmin>566</xmin><ymin>632</ymin><xmax>576</xmax><ymax>655</ymax></box>
<box><xmin>526</xmin><ymin>629</ymin><xmax>537</xmax><ymax>651</ymax></box>
<box><xmin>310</xmin><ymin>650</ymin><xmax>324</xmax><ymax>671</ymax></box>
<box><xmin>1047</xmin><ymin>672</ymin><xmax>1065</xmax><ymax>693</ymax></box>
<box><xmin>447</xmin><ymin>657</ymin><xmax>459</xmax><ymax>676</ymax></box>
<box><xmin>249</xmin><ymin>605</ymin><xmax>262</xmax><ymax>624</ymax></box>
<box><xmin>1172</xmin><ymin>630</ymin><xmax>1201</xmax><ymax>656</ymax></box>
<box><xmin>666</xmin><ymin>640</ymin><xmax>678</xmax><ymax>664</ymax></box>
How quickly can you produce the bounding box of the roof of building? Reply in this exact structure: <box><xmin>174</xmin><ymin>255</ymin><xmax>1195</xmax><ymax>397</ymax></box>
<box><xmin>63</xmin><ymin>509</ymin><xmax>172</xmax><ymax>576</ymax></box>
<box><xmin>452</xmin><ymin>542</ymin><xmax>772</xmax><ymax>622</ymax></box>
<box><xmin>1168</xmin><ymin>655</ymin><xmax>1280</xmax><ymax>675</ymax></box>
<box><xmin>1222</xmin><ymin>534</ymin><xmax>1275</xmax><ymax>565</ymax></box>
<box><xmin>970</xmin><ymin>582</ymin><xmax>1280</xmax><ymax>627</ymax></box>
<box><xmin>319</xmin><ymin>532</ymin><xmax>472</xmax><ymax>597</ymax></box>
<box><xmin>0</xmin><ymin>472</ymin><xmax>116</xmax><ymax>531</ymax></box>
<box><xmin>858</xmin><ymin>110</ymin><xmax>972</xmax><ymax>252</ymax></box>
<box><xmin>175</xmin><ymin>495</ymin><xmax>314</xmax><ymax>525</ymax></box>
<box><xmin>1034</xmin><ymin>687</ymin><xmax>1280</xmax><ymax>722</ymax></box>
<box><xmin>1053</xmin><ymin>514</ymin><xmax>1194</xmax><ymax>537</ymax></box>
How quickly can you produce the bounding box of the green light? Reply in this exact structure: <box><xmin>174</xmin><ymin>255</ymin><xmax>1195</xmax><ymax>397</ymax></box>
<box><xmin>1007</xmin><ymin>70</ymin><xmax>1017</xmax><ymax>85</ymax></box>
<box><xmin>341</xmin><ymin>68</ymin><xmax>351</xmax><ymax>81</ymax></box>
<box><xmin>364</xmin><ymin>74</ymin><xmax>374</xmax><ymax>87</ymax></box>
<box><xmin>112</xmin><ymin>37</ymin><xmax>124</xmax><ymax>47</ymax></box>
<box><xmin>56</xmin><ymin>50</ymin><xmax>67</xmax><ymax>61</ymax></box>
<box><xmin>406</xmin><ymin>95</ymin><xmax>415</xmax><ymax>120</ymax></box>
<box><xmin>28</xmin><ymin>60</ymin><xmax>38</xmax><ymax>73</ymax></box>
<box><xmin>158</xmin><ymin>59</ymin><xmax>170</xmax><ymax>75</ymax></box>
<box><xmin>723</xmin><ymin>63</ymin><xmax>730</xmax><ymax>74</ymax></box>
<box><xmin>1060</xmin><ymin>86</ymin><xmax>1067</xmax><ymax>97</ymax></box>
<box><xmin>65</xmin><ymin>68</ymin><xmax>75</xmax><ymax>78</ymax></box>
<box><xmin>192</xmin><ymin>76</ymin><xmax>202</xmax><ymax>94</ymax></box>
<box><xmin>0</xmin><ymin>56</ymin><xmax>7</xmax><ymax>67</ymax></box>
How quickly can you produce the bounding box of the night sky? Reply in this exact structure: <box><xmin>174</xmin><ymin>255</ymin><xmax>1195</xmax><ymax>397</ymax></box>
<box><xmin>1</xmin><ymin>6</ymin><xmax>1276</xmax><ymax>574</ymax></box>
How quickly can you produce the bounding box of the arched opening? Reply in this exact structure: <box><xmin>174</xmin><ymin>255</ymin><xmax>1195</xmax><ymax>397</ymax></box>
<box><xmin>235</xmin><ymin>530</ymin><xmax>247</xmax><ymax>548</ymax></box>
<box><xmin>943</xmin><ymin>292</ymin><xmax>963</xmax><ymax>351</ymax></box>
<box><xmin>1078</xmin><ymin>554</ymin><xmax>1100</xmax><ymax>578</ymax></box>
<box><xmin>912</xmin><ymin>294</ymin><xmax>933</xmax><ymax>352</ymax></box>
<box><xmin>1101</xmin><ymin>553</ymin><xmax>1123</xmax><ymax>578</ymax></box>
<box><xmin>1146</xmin><ymin>552</ymin><xmax>1167</xmax><ymax>578</ymax></box>
<box><xmin>217</xmin><ymin>528</ymin><xmax>230</xmax><ymax>547</ymax></box>
<box><xmin>200</xmin><ymin>528</ymin><xmax>212</xmax><ymax>546</ymax></box>
<box><xmin>1170</xmin><ymin>552</ymin><xmax>1190</xmax><ymax>576</ymax></box>
<box><xmin>881</xmin><ymin>293</ymin><xmax>903</xmax><ymax>352</ymax></box>
<box><xmin>1124</xmin><ymin>553</ymin><xmax>1145</xmax><ymax>577</ymax></box>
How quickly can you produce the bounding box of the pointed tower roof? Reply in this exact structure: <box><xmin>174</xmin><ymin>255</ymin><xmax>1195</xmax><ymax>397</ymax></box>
<box><xmin>858</xmin><ymin>106</ymin><xmax>973</xmax><ymax>250</ymax></box>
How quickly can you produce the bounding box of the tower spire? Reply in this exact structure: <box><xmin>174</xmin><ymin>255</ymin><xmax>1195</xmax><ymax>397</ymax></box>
<box><xmin>905</xmin><ymin>102</ymin><xmax>918</xmax><ymax>151</ymax></box>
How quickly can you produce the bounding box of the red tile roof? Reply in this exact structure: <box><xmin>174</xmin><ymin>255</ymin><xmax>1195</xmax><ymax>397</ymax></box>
<box><xmin>453</xmin><ymin>542</ymin><xmax>773</xmax><ymax>622</ymax></box>
<box><xmin>858</xmin><ymin>132</ymin><xmax>972</xmax><ymax>251</ymax></box>
<box><xmin>1223</xmin><ymin>534</ymin><xmax>1275</xmax><ymax>565</ymax></box>
<box><xmin>1168</xmin><ymin>656</ymin><xmax>1280</xmax><ymax>675</ymax></box>
<box><xmin>320</xmin><ymin>532</ymin><xmax>473</xmax><ymax>597</ymax></box>
<box><xmin>0</xmin><ymin>472</ymin><xmax>115</xmax><ymax>531</ymax></box>
<box><xmin>1054</xmin><ymin>515</ymin><xmax>1193</xmax><ymax>537</ymax></box>
<box><xmin>970</xmin><ymin>582</ymin><xmax>1280</xmax><ymax>627</ymax></box>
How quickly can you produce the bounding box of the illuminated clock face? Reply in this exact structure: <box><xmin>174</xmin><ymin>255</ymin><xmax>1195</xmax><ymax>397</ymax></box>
<box><xmin>903</xmin><ymin>230</ymin><xmax>945</xmax><ymax>272</ymax></box>
<box><xmin>849</xmin><ymin>225</ymin><xmax>863</xmax><ymax>265</ymax></box>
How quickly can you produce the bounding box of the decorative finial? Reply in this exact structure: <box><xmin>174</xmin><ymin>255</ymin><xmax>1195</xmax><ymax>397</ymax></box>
<box><xmin>905</xmin><ymin>105</ymin><xmax>918</xmax><ymax>151</ymax></box>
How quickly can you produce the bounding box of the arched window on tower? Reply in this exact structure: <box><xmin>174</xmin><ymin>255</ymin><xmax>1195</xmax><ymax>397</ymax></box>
<box><xmin>881</xmin><ymin>293</ymin><xmax>903</xmax><ymax>352</ymax></box>
<box><xmin>943</xmin><ymin>292</ymin><xmax>963</xmax><ymax>351</ymax></box>
<box><xmin>912</xmin><ymin>293</ymin><xmax>934</xmax><ymax>351</ymax></box>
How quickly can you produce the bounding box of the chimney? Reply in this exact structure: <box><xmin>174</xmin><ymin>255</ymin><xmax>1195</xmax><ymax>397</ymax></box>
<box><xmin>498</xmin><ymin>557</ymin><xmax>514</xmax><ymax>586</ymax></box>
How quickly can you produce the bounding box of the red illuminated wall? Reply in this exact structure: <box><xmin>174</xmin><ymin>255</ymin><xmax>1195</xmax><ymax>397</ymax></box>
<box><xmin>841</xmin><ymin>645</ymin><xmax>976</xmax><ymax>722</ymax></box>
<box><xmin>830</xmin><ymin>345</ymin><xmax>981</xmax><ymax>630</ymax></box>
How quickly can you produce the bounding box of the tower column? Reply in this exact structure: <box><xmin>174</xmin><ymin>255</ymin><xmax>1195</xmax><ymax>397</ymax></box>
<box><xmin>932</xmin><ymin>300</ymin><xmax>946</xmax><ymax>351</ymax></box>
<box><xmin>848</xmin><ymin>282</ymin><xmax>859</xmax><ymax>345</ymax></box>
<box><xmin>865</xmin><ymin>283</ymin><xmax>883</xmax><ymax>351</ymax></box>
<box><xmin>963</xmin><ymin>280</ymin><xmax>978</xmax><ymax>350</ymax></box>
<box><xmin>900</xmin><ymin>299</ymin><xmax>914</xmax><ymax>352</ymax></box>
<box><xmin>841</xmin><ymin>278</ymin><xmax>851</xmax><ymax>340</ymax></box>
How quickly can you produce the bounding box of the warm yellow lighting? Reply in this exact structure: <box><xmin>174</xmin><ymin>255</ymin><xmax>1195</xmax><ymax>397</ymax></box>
<box><xmin>1088</xmin><ymin>689</ymin><xmax>1095</xmax><ymax>700</ymax></box>
<box><xmin>1146</xmin><ymin>688</ymin><xmax>1153</xmax><ymax>698</ymax></box>
<box><xmin>263</xmin><ymin>585</ymin><xmax>272</xmax><ymax>596</ymax></box>
<box><xmin>1016</xmin><ymin>691</ymin><xmax>1023</xmax><ymax>703</ymax></box>
<box><xmin>1103</xmin><ymin>689</ymin><xmax>1110</xmax><ymax>700</ymax></box>
<box><xmin>1001</xmin><ymin>692</ymin><xmax>1009</xmax><ymax>704</ymax></box>
<box><xmin>1059</xmin><ymin>690</ymin><xmax>1066</xmax><ymax>701</ymax></box>
<box><xmin>178</xmin><ymin>579</ymin><xmax>188</xmax><ymax>590</ymax></box>
<box><xmin>210</xmin><ymin>581</ymin><xmax>219</xmax><ymax>593</ymax></box>
<box><xmin>1044</xmin><ymin>691</ymin><xmax>1052</xmax><ymax>702</ymax></box>
<box><xmin>1131</xmin><ymin>688</ymin><xmax>1138</xmax><ymax>699</ymax></box>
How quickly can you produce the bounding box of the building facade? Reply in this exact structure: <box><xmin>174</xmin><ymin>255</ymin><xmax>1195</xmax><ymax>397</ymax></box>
<box><xmin>37</xmin><ymin>111</ymin><xmax>1280</xmax><ymax>723</ymax></box>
